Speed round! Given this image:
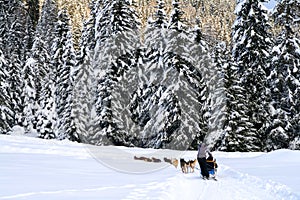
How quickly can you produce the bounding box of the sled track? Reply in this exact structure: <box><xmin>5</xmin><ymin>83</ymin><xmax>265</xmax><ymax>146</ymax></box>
<box><xmin>160</xmin><ymin>165</ymin><xmax>299</xmax><ymax>200</ymax></box>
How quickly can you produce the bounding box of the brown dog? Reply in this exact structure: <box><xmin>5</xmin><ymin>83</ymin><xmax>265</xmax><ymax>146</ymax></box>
<box><xmin>180</xmin><ymin>158</ymin><xmax>188</xmax><ymax>173</ymax></box>
<box><xmin>187</xmin><ymin>159</ymin><xmax>197</xmax><ymax>173</ymax></box>
<box><xmin>152</xmin><ymin>157</ymin><xmax>162</xmax><ymax>163</ymax></box>
<box><xmin>164</xmin><ymin>157</ymin><xmax>178</xmax><ymax>168</ymax></box>
<box><xmin>172</xmin><ymin>158</ymin><xmax>179</xmax><ymax>168</ymax></box>
<box><xmin>164</xmin><ymin>157</ymin><xmax>172</xmax><ymax>164</ymax></box>
<box><xmin>134</xmin><ymin>156</ymin><xmax>152</xmax><ymax>162</ymax></box>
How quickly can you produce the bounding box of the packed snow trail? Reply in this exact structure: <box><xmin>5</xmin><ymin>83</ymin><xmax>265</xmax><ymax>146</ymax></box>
<box><xmin>162</xmin><ymin>166</ymin><xmax>298</xmax><ymax>200</ymax></box>
<box><xmin>0</xmin><ymin>135</ymin><xmax>299</xmax><ymax>200</ymax></box>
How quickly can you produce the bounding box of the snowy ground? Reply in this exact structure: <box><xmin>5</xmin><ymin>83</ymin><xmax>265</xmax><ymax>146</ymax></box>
<box><xmin>0</xmin><ymin>135</ymin><xmax>299</xmax><ymax>200</ymax></box>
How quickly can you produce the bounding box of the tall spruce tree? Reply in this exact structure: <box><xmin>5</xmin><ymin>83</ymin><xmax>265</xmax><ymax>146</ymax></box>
<box><xmin>33</xmin><ymin>0</ymin><xmax>58</xmax><ymax>104</ymax></box>
<box><xmin>35</xmin><ymin>2</ymin><xmax>60</xmax><ymax>139</ymax></box>
<box><xmin>129</xmin><ymin>84</ymin><xmax>181</xmax><ymax>148</ymax></box>
<box><xmin>2</xmin><ymin>0</ymin><xmax>33</xmax><ymax>129</ymax></box>
<box><xmin>0</xmin><ymin>50</ymin><xmax>12</xmax><ymax>134</ymax></box>
<box><xmin>72</xmin><ymin>0</ymin><xmax>105</xmax><ymax>144</ymax></box>
<box><xmin>267</xmin><ymin>0</ymin><xmax>300</xmax><ymax>150</ymax></box>
<box><xmin>165</xmin><ymin>0</ymin><xmax>189</xmax><ymax>59</ymax></box>
<box><xmin>36</xmin><ymin>71</ymin><xmax>56</xmax><ymax>139</ymax></box>
<box><xmin>22</xmin><ymin>34</ymin><xmax>53</xmax><ymax>136</ymax></box>
<box><xmin>85</xmin><ymin>0</ymin><xmax>140</xmax><ymax>145</ymax></box>
<box><xmin>32</xmin><ymin>35</ymin><xmax>51</xmax><ymax>103</ymax></box>
<box><xmin>30</xmin><ymin>0</ymin><xmax>59</xmax><ymax>139</ymax></box>
<box><xmin>231</xmin><ymin>0</ymin><xmax>272</xmax><ymax>151</ymax></box>
<box><xmin>218</xmin><ymin>56</ymin><xmax>256</xmax><ymax>151</ymax></box>
<box><xmin>72</xmin><ymin>1</ymin><xmax>98</xmax><ymax>143</ymax></box>
<box><xmin>144</xmin><ymin>0</ymin><xmax>168</xmax><ymax>77</ymax></box>
<box><xmin>22</xmin><ymin>57</ymin><xmax>38</xmax><ymax>134</ymax></box>
<box><xmin>0</xmin><ymin>0</ymin><xmax>32</xmax><ymax>133</ymax></box>
<box><xmin>187</xmin><ymin>24</ymin><xmax>211</xmax><ymax>149</ymax></box>
<box><xmin>36</xmin><ymin>0</ymin><xmax>59</xmax><ymax>53</ymax></box>
<box><xmin>146</xmin><ymin>0</ymin><xmax>207</xmax><ymax>150</ymax></box>
<box><xmin>51</xmin><ymin>10</ymin><xmax>79</xmax><ymax>141</ymax></box>
<box><xmin>0</xmin><ymin>2</ymin><xmax>11</xmax><ymax>133</ymax></box>
<box><xmin>205</xmin><ymin>42</ymin><xmax>229</xmax><ymax>150</ymax></box>
<box><xmin>133</xmin><ymin>0</ymin><xmax>177</xmax><ymax>148</ymax></box>
<box><xmin>168</xmin><ymin>54</ymin><xmax>206</xmax><ymax>150</ymax></box>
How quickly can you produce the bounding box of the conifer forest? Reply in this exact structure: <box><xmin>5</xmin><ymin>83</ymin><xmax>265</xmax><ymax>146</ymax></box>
<box><xmin>0</xmin><ymin>0</ymin><xmax>299</xmax><ymax>152</ymax></box>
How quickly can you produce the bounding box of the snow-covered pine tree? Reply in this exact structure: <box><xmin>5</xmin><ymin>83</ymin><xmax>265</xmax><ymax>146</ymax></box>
<box><xmin>21</xmin><ymin>12</ymin><xmax>41</xmax><ymax>135</ymax></box>
<box><xmin>167</xmin><ymin>54</ymin><xmax>206</xmax><ymax>150</ymax></box>
<box><xmin>22</xmin><ymin>34</ymin><xmax>54</xmax><ymax>137</ymax></box>
<box><xmin>22</xmin><ymin>57</ymin><xmax>38</xmax><ymax>134</ymax></box>
<box><xmin>141</xmin><ymin>0</ymin><xmax>168</xmax><ymax>110</ymax></box>
<box><xmin>33</xmin><ymin>0</ymin><xmax>58</xmax><ymax>100</ymax></box>
<box><xmin>187</xmin><ymin>24</ymin><xmax>212</xmax><ymax>150</ymax></box>
<box><xmin>36</xmin><ymin>0</ymin><xmax>59</xmax><ymax>53</ymax></box>
<box><xmin>27</xmin><ymin>0</ymin><xmax>59</xmax><ymax>138</ymax></box>
<box><xmin>165</xmin><ymin>0</ymin><xmax>189</xmax><ymax>59</ymax></box>
<box><xmin>60</xmin><ymin>31</ymin><xmax>79</xmax><ymax>142</ymax></box>
<box><xmin>36</xmin><ymin>72</ymin><xmax>56</xmax><ymax>139</ymax></box>
<box><xmin>81</xmin><ymin>0</ymin><xmax>100</xmax><ymax>51</ymax></box>
<box><xmin>204</xmin><ymin>42</ymin><xmax>229</xmax><ymax>150</ymax></box>
<box><xmin>34</xmin><ymin>0</ymin><xmax>58</xmax><ymax>139</ymax></box>
<box><xmin>84</xmin><ymin>0</ymin><xmax>140</xmax><ymax>146</ymax></box>
<box><xmin>31</xmin><ymin>35</ymin><xmax>51</xmax><ymax>104</ymax></box>
<box><xmin>3</xmin><ymin>0</ymin><xmax>33</xmax><ymax>128</ymax></box>
<box><xmin>143</xmin><ymin>0</ymin><xmax>168</xmax><ymax>77</ymax></box>
<box><xmin>152</xmin><ymin>0</ymin><xmax>168</xmax><ymax>29</ymax></box>
<box><xmin>126</xmin><ymin>0</ymin><xmax>178</xmax><ymax>148</ymax></box>
<box><xmin>149</xmin><ymin>0</ymin><xmax>207</xmax><ymax>150</ymax></box>
<box><xmin>231</xmin><ymin>0</ymin><xmax>272</xmax><ymax>151</ymax></box>
<box><xmin>72</xmin><ymin>1</ymin><xmax>99</xmax><ymax>144</ymax></box>
<box><xmin>0</xmin><ymin>2</ymin><xmax>14</xmax><ymax>134</ymax></box>
<box><xmin>0</xmin><ymin>50</ymin><xmax>13</xmax><ymax>134</ymax></box>
<box><xmin>51</xmin><ymin>10</ymin><xmax>79</xmax><ymax>141</ymax></box>
<box><xmin>267</xmin><ymin>0</ymin><xmax>300</xmax><ymax>150</ymax></box>
<box><xmin>0</xmin><ymin>0</ymin><xmax>31</xmax><ymax>55</ymax></box>
<box><xmin>145</xmin><ymin>0</ymin><xmax>168</xmax><ymax>32</ymax></box>
<box><xmin>218</xmin><ymin>58</ymin><xmax>256</xmax><ymax>152</ymax></box>
<box><xmin>73</xmin><ymin>0</ymin><xmax>123</xmax><ymax>145</ymax></box>
<box><xmin>128</xmin><ymin>84</ymin><xmax>181</xmax><ymax>148</ymax></box>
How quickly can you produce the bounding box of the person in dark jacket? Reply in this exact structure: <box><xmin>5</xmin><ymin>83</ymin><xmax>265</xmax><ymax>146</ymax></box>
<box><xmin>197</xmin><ymin>142</ymin><xmax>209</xmax><ymax>179</ymax></box>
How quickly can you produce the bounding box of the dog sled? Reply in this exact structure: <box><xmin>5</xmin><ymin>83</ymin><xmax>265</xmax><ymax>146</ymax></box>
<box><xmin>207</xmin><ymin>159</ymin><xmax>217</xmax><ymax>177</ymax></box>
<box><xmin>199</xmin><ymin>158</ymin><xmax>218</xmax><ymax>181</ymax></box>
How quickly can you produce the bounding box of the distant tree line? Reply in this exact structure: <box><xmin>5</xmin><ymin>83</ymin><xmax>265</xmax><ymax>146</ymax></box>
<box><xmin>0</xmin><ymin>0</ymin><xmax>299</xmax><ymax>151</ymax></box>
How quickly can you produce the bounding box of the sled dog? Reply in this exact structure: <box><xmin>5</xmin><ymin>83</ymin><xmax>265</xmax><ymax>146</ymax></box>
<box><xmin>172</xmin><ymin>158</ymin><xmax>179</xmax><ymax>168</ymax></box>
<box><xmin>180</xmin><ymin>158</ymin><xmax>188</xmax><ymax>173</ymax></box>
<box><xmin>134</xmin><ymin>156</ymin><xmax>152</xmax><ymax>162</ymax></box>
<box><xmin>187</xmin><ymin>159</ymin><xmax>197</xmax><ymax>173</ymax></box>
<box><xmin>164</xmin><ymin>157</ymin><xmax>172</xmax><ymax>164</ymax></box>
<box><xmin>164</xmin><ymin>157</ymin><xmax>178</xmax><ymax>168</ymax></box>
<box><xmin>152</xmin><ymin>157</ymin><xmax>162</xmax><ymax>163</ymax></box>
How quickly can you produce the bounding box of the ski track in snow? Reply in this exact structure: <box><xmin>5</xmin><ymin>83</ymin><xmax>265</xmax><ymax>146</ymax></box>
<box><xmin>0</xmin><ymin>135</ymin><xmax>299</xmax><ymax>200</ymax></box>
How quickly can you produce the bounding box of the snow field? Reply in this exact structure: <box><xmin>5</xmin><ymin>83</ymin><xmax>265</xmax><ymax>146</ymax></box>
<box><xmin>0</xmin><ymin>135</ymin><xmax>299</xmax><ymax>200</ymax></box>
